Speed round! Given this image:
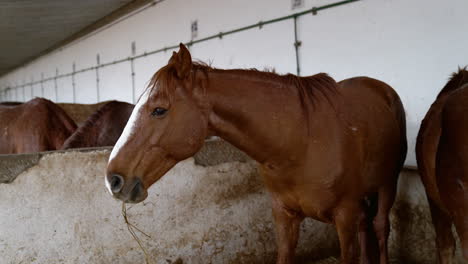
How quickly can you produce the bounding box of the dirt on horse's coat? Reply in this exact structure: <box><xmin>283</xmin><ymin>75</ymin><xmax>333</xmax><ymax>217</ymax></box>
<box><xmin>0</xmin><ymin>97</ymin><xmax>77</xmax><ymax>154</ymax></box>
<box><xmin>106</xmin><ymin>44</ymin><xmax>407</xmax><ymax>264</ymax></box>
<box><xmin>61</xmin><ymin>101</ymin><xmax>134</xmax><ymax>149</ymax></box>
<box><xmin>416</xmin><ymin>68</ymin><xmax>468</xmax><ymax>262</ymax></box>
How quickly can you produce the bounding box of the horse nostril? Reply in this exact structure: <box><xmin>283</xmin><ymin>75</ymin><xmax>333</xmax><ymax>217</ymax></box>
<box><xmin>130</xmin><ymin>179</ymin><xmax>143</xmax><ymax>201</ymax></box>
<box><xmin>110</xmin><ymin>174</ymin><xmax>124</xmax><ymax>193</ymax></box>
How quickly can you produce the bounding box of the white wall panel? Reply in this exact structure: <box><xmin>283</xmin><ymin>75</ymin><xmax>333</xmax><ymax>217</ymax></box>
<box><xmin>42</xmin><ymin>80</ymin><xmax>55</xmax><ymax>101</ymax></box>
<box><xmin>99</xmin><ymin>63</ymin><xmax>132</xmax><ymax>103</ymax></box>
<box><xmin>1</xmin><ymin>0</ymin><xmax>467</xmax><ymax>166</ymax></box>
<box><xmin>56</xmin><ymin>76</ymin><xmax>74</xmax><ymax>103</ymax></box>
<box><xmin>75</xmin><ymin>71</ymin><xmax>99</xmax><ymax>104</ymax></box>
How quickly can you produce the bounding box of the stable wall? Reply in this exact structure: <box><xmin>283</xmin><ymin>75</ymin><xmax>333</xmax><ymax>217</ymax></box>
<box><xmin>1</xmin><ymin>0</ymin><xmax>468</xmax><ymax>166</ymax></box>
<box><xmin>0</xmin><ymin>142</ymin><xmax>465</xmax><ymax>264</ymax></box>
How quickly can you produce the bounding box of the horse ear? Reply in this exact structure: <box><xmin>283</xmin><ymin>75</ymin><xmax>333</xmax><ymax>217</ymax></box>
<box><xmin>172</xmin><ymin>43</ymin><xmax>192</xmax><ymax>79</ymax></box>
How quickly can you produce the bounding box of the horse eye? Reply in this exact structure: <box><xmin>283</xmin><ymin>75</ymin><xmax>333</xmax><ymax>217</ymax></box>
<box><xmin>151</xmin><ymin>107</ymin><xmax>168</xmax><ymax>117</ymax></box>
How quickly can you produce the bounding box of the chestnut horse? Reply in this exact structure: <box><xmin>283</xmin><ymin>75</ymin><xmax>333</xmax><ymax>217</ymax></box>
<box><xmin>61</xmin><ymin>101</ymin><xmax>134</xmax><ymax>149</ymax></box>
<box><xmin>0</xmin><ymin>97</ymin><xmax>77</xmax><ymax>154</ymax></box>
<box><xmin>416</xmin><ymin>68</ymin><xmax>468</xmax><ymax>263</ymax></box>
<box><xmin>106</xmin><ymin>44</ymin><xmax>407</xmax><ymax>264</ymax></box>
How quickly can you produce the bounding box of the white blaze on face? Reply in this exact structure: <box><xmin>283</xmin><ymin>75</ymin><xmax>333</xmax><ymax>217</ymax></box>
<box><xmin>105</xmin><ymin>89</ymin><xmax>151</xmax><ymax>194</ymax></box>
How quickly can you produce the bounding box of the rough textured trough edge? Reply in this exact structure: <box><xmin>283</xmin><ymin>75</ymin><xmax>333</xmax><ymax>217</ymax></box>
<box><xmin>0</xmin><ymin>146</ymin><xmax>111</xmax><ymax>183</ymax></box>
<box><xmin>0</xmin><ymin>139</ymin><xmax>415</xmax><ymax>184</ymax></box>
<box><xmin>0</xmin><ymin>139</ymin><xmax>252</xmax><ymax>184</ymax></box>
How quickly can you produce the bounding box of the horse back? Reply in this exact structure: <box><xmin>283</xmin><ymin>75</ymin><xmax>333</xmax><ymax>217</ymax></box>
<box><xmin>0</xmin><ymin>98</ymin><xmax>77</xmax><ymax>153</ymax></box>
<box><xmin>302</xmin><ymin>77</ymin><xmax>407</xmax><ymax>196</ymax></box>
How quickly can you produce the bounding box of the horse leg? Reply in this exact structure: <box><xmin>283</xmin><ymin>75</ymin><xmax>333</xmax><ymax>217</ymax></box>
<box><xmin>453</xmin><ymin>216</ymin><xmax>468</xmax><ymax>260</ymax></box>
<box><xmin>372</xmin><ymin>183</ymin><xmax>397</xmax><ymax>264</ymax></box>
<box><xmin>271</xmin><ymin>196</ymin><xmax>304</xmax><ymax>264</ymax></box>
<box><xmin>358</xmin><ymin>194</ymin><xmax>379</xmax><ymax>264</ymax></box>
<box><xmin>449</xmin><ymin>202</ymin><xmax>468</xmax><ymax>261</ymax></box>
<box><xmin>428</xmin><ymin>199</ymin><xmax>455</xmax><ymax>264</ymax></box>
<box><xmin>358</xmin><ymin>210</ymin><xmax>371</xmax><ymax>264</ymax></box>
<box><xmin>335</xmin><ymin>203</ymin><xmax>361</xmax><ymax>264</ymax></box>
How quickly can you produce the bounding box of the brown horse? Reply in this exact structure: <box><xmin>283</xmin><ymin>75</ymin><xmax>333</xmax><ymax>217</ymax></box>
<box><xmin>61</xmin><ymin>101</ymin><xmax>134</xmax><ymax>149</ymax></box>
<box><xmin>416</xmin><ymin>68</ymin><xmax>468</xmax><ymax>263</ymax></box>
<box><xmin>0</xmin><ymin>97</ymin><xmax>77</xmax><ymax>154</ymax></box>
<box><xmin>106</xmin><ymin>44</ymin><xmax>407</xmax><ymax>264</ymax></box>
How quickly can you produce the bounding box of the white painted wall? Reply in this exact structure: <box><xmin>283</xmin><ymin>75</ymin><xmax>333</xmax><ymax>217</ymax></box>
<box><xmin>1</xmin><ymin>0</ymin><xmax>468</xmax><ymax>166</ymax></box>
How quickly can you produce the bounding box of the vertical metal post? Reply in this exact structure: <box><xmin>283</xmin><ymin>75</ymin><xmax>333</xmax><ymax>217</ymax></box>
<box><xmin>40</xmin><ymin>72</ymin><xmax>44</xmax><ymax>97</ymax></box>
<box><xmin>54</xmin><ymin>68</ymin><xmax>59</xmax><ymax>102</ymax></box>
<box><xmin>131</xmin><ymin>41</ymin><xmax>136</xmax><ymax>103</ymax></box>
<box><xmin>15</xmin><ymin>86</ymin><xmax>18</xmax><ymax>101</ymax></box>
<box><xmin>72</xmin><ymin>63</ymin><xmax>76</xmax><ymax>103</ymax></box>
<box><xmin>96</xmin><ymin>54</ymin><xmax>100</xmax><ymax>102</ymax></box>
<box><xmin>30</xmin><ymin>77</ymin><xmax>34</xmax><ymax>98</ymax></box>
<box><xmin>293</xmin><ymin>15</ymin><xmax>302</xmax><ymax>76</ymax></box>
<box><xmin>22</xmin><ymin>82</ymin><xmax>26</xmax><ymax>102</ymax></box>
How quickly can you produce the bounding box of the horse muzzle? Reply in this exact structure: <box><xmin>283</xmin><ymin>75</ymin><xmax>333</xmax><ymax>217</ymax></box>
<box><xmin>106</xmin><ymin>173</ymin><xmax>148</xmax><ymax>203</ymax></box>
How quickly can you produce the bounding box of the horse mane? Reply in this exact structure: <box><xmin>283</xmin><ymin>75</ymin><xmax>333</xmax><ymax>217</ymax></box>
<box><xmin>437</xmin><ymin>66</ymin><xmax>468</xmax><ymax>99</ymax></box>
<box><xmin>146</xmin><ymin>61</ymin><xmax>338</xmax><ymax>108</ymax></box>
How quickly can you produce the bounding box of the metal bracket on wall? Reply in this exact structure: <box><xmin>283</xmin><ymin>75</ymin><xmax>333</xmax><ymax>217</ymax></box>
<box><xmin>293</xmin><ymin>16</ymin><xmax>302</xmax><ymax>76</ymax></box>
<box><xmin>72</xmin><ymin>63</ymin><xmax>76</xmax><ymax>103</ymax></box>
<box><xmin>96</xmin><ymin>54</ymin><xmax>101</xmax><ymax>102</ymax></box>
<box><xmin>22</xmin><ymin>82</ymin><xmax>25</xmax><ymax>101</ymax></box>
<box><xmin>54</xmin><ymin>68</ymin><xmax>59</xmax><ymax>101</ymax></box>
<box><xmin>30</xmin><ymin>77</ymin><xmax>33</xmax><ymax>99</ymax></box>
<box><xmin>40</xmin><ymin>73</ymin><xmax>44</xmax><ymax>97</ymax></box>
<box><xmin>130</xmin><ymin>42</ymin><xmax>136</xmax><ymax>104</ymax></box>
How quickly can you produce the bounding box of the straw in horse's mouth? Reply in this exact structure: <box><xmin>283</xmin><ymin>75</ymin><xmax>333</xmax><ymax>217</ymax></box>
<box><xmin>121</xmin><ymin>202</ymin><xmax>153</xmax><ymax>264</ymax></box>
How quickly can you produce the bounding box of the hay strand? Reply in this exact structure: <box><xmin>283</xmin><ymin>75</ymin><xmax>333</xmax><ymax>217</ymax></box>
<box><xmin>122</xmin><ymin>202</ymin><xmax>153</xmax><ymax>264</ymax></box>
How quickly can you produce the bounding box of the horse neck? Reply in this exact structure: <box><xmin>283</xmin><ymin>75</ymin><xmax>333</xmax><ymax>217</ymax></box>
<box><xmin>201</xmin><ymin>70</ymin><xmax>309</xmax><ymax>164</ymax></box>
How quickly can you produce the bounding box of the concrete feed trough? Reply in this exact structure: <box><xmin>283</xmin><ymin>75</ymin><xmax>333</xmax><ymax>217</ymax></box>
<box><xmin>0</xmin><ymin>141</ymin><xmax>465</xmax><ymax>263</ymax></box>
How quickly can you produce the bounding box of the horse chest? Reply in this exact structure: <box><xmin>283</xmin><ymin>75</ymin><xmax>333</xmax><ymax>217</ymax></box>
<box><xmin>260</xmin><ymin>163</ymin><xmax>341</xmax><ymax>222</ymax></box>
